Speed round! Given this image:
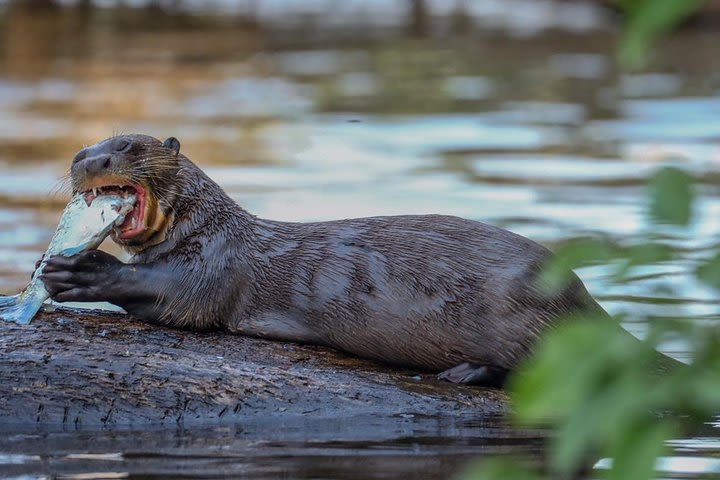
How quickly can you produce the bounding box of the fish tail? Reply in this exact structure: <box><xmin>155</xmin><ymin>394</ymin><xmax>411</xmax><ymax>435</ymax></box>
<box><xmin>0</xmin><ymin>295</ymin><xmax>16</xmax><ymax>307</ymax></box>
<box><xmin>0</xmin><ymin>295</ymin><xmax>42</xmax><ymax>325</ymax></box>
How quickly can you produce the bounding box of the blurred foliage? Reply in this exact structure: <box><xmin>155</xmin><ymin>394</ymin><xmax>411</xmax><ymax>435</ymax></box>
<box><xmin>460</xmin><ymin>4</ymin><xmax>718</xmax><ymax>478</ymax></box>
<box><xmin>615</xmin><ymin>0</ymin><xmax>709</xmax><ymax>69</ymax></box>
<box><xmin>648</xmin><ymin>167</ymin><xmax>694</xmax><ymax>226</ymax></box>
<box><xmin>461</xmin><ymin>167</ymin><xmax>720</xmax><ymax>480</ymax></box>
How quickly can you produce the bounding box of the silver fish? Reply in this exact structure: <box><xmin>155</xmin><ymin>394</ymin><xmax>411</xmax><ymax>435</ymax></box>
<box><xmin>0</xmin><ymin>193</ymin><xmax>136</xmax><ymax>325</ymax></box>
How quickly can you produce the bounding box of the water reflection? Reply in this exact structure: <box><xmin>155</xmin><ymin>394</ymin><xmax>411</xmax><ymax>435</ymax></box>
<box><xmin>0</xmin><ymin>415</ymin><xmax>543</xmax><ymax>480</ymax></box>
<box><xmin>0</xmin><ymin>1</ymin><xmax>719</xmax><ymax>479</ymax></box>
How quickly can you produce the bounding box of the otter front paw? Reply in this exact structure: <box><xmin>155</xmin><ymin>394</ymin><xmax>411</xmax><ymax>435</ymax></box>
<box><xmin>40</xmin><ymin>250</ymin><xmax>122</xmax><ymax>303</ymax></box>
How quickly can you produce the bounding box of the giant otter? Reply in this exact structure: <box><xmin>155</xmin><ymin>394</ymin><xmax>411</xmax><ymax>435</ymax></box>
<box><xmin>40</xmin><ymin>133</ymin><xmax>609</xmax><ymax>387</ymax></box>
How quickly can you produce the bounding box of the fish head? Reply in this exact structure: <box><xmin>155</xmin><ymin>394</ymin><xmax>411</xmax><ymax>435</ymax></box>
<box><xmin>70</xmin><ymin>134</ymin><xmax>184</xmax><ymax>251</ymax></box>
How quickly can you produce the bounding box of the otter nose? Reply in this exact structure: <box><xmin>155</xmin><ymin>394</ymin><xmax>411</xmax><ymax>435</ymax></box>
<box><xmin>78</xmin><ymin>154</ymin><xmax>112</xmax><ymax>175</ymax></box>
<box><xmin>72</xmin><ymin>137</ymin><xmax>134</xmax><ymax>175</ymax></box>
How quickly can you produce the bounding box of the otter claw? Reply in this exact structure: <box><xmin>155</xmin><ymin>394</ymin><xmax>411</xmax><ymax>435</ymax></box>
<box><xmin>32</xmin><ymin>254</ymin><xmax>46</xmax><ymax>279</ymax></box>
<box><xmin>438</xmin><ymin>362</ymin><xmax>509</xmax><ymax>387</ymax></box>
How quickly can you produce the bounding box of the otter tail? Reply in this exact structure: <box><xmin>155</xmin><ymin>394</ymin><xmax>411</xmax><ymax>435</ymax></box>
<box><xmin>651</xmin><ymin>350</ymin><xmax>685</xmax><ymax>376</ymax></box>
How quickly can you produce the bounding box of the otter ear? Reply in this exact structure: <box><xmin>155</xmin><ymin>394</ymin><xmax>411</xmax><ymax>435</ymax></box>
<box><xmin>163</xmin><ymin>137</ymin><xmax>181</xmax><ymax>156</ymax></box>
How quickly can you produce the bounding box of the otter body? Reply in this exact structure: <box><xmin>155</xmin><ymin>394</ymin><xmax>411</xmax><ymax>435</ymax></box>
<box><xmin>41</xmin><ymin>134</ymin><xmax>606</xmax><ymax>386</ymax></box>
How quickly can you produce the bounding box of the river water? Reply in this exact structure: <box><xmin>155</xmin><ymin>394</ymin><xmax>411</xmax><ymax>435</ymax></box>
<box><xmin>0</xmin><ymin>1</ymin><xmax>719</xmax><ymax>479</ymax></box>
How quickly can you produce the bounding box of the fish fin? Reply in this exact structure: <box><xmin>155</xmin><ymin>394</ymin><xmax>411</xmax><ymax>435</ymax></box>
<box><xmin>0</xmin><ymin>295</ymin><xmax>17</xmax><ymax>307</ymax></box>
<box><xmin>0</xmin><ymin>295</ymin><xmax>42</xmax><ymax>325</ymax></box>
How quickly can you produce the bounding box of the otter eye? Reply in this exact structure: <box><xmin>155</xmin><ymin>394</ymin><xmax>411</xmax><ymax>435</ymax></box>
<box><xmin>73</xmin><ymin>149</ymin><xmax>88</xmax><ymax>164</ymax></box>
<box><xmin>114</xmin><ymin>139</ymin><xmax>131</xmax><ymax>152</ymax></box>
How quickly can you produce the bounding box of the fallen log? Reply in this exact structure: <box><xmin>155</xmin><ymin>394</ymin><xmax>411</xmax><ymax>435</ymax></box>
<box><xmin>0</xmin><ymin>307</ymin><xmax>508</xmax><ymax>428</ymax></box>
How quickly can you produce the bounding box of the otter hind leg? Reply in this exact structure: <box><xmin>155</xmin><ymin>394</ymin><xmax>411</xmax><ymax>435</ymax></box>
<box><xmin>437</xmin><ymin>362</ymin><xmax>509</xmax><ymax>387</ymax></box>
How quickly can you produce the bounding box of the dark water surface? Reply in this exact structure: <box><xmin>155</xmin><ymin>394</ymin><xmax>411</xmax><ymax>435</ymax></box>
<box><xmin>0</xmin><ymin>1</ymin><xmax>719</xmax><ymax>478</ymax></box>
<box><xmin>0</xmin><ymin>415</ymin><xmax>546</xmax><ymax>479</ymax></box>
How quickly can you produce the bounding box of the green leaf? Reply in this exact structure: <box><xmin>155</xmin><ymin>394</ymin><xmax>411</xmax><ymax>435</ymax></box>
<box><xmin>510</xmin><ymin>318</ymin><xmax>640</xmax><ymax>423</ymax></box>
<box><xmin>456</xmin><ymin>458</ymin><xmax>541</xmax><ymax>480</ymax></box>
<box><xmin>538</xmin><ymin>238</ymin><xmax>614</xmax><ymax>294</ymax></box>
<box><xmin>626</xmin><ymin>242</ymin><xmax>675</xmax><ymax>266</ymax></box>
<box><xmin>696</xmin><ymin>251</ymin><xmax>720</xmax><ymax>290</ymax></box>
<box><xmin>679</xmin><ymin>328</ymin><xmax>720</xmax><ymax>411</ymax></box>
<box><xmin>647</xmin><ymin>167</ymin><xmax>694</xmax><ymax>226</ymax></box>
<box><xmin>614</xmin><ymin>241</ymin><xmax>676</xmax><ymax>281</ymax></box>
<box><xmin>510</xmin><ymin>321</ymin><xmax>602</xmax><ymax>422</ymax></box>
<box><xmin>509</xmin><ymin>315</ymin><xmax>676</xmax><ymax>475</ymax></box>
<box><xmin>607</xmin><ymin>420</ymin><xmax>672</xmax><ymax>480</ymax></box>
<box><xmin>616</xmin><ymin>0</ymin><xmax>708</xmax><ymax>69</ymax></box>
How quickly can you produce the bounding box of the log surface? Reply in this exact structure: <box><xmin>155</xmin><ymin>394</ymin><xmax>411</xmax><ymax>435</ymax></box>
<box><xmin>0</xmin><ymin>307</ymin><xmax>507</xmax><ymax>428</ymax></box>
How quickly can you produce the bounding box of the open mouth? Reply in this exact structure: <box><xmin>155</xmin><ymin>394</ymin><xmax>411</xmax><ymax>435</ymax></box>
<box><xmin>83</xmin><ymin>184</ymin><xmax>147</xmax><ymax>240</ymax></box>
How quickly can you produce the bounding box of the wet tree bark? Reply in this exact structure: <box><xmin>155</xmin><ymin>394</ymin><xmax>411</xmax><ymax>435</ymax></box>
<box><xmin>0</xmin><ymin>307</ymin><xmax>507</xmax><ymax>428</ymax></box>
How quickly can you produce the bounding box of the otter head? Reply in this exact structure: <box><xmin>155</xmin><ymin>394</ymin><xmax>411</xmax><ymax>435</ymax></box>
<box><xmin>70</xmin><ymin>134</ymin><xmax>183</xmax><ymax>251</ymax></box>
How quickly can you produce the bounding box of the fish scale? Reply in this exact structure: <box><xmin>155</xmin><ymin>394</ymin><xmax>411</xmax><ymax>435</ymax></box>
<box><xmin>0</xmin><ymin>193</ymin><xmax>136</xmax><ymax>325</ymax></box>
